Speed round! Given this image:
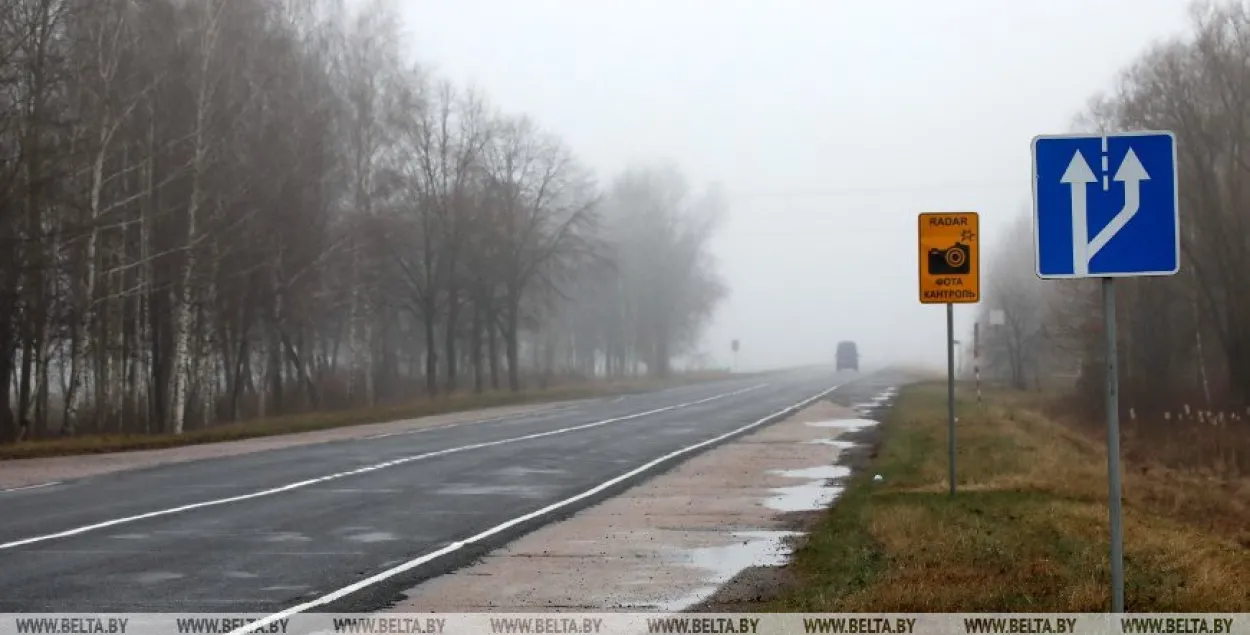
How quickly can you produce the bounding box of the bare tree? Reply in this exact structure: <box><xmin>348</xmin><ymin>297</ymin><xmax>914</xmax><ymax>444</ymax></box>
<box><xmin>0</xmin><ymin>0</ymin><xmax>730</xmax><ymax>444</ymax></box>
<box><xmin>978</xmin><ymin>212</ymin><xmax>1050</xmax><ymax>390</ymax></box>
<box><xmin>483</xmin><ymin>116</ymin><xmax>598</xmax><ymax>390</ymax></box>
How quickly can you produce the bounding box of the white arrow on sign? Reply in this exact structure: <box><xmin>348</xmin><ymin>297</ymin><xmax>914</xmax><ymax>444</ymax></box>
<box><xmin>1060</xmin><ymin>150</ymin><xmax>1097</xmax><ymax>275</ymax></box>
<box><xmin>1059</xmin><ymin>148</ymin><xmax>1151</xmax><ymax>275</ymax></box>
<box><xmin>1088</xmin><ymin>148</ymin><xmax>1150</xmax><ymax>260</ymax></box>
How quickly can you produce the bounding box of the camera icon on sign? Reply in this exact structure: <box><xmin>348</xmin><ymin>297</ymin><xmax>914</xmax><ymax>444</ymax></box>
<box><xmin>928</xmin><ymin>242</ymin><xmax>971</xmax><ymax>275</ymax></box>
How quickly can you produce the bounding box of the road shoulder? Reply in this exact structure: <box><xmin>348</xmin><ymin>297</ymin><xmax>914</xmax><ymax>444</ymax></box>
<box><xmin>387</xmin><ymin>381</ymin><xmax>897</xmax><ymax>611</ymax></box>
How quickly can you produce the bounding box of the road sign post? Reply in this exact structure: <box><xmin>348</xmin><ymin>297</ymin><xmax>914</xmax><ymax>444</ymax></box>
<box><xmin>973</xmin><ymin>322</ymin><xmax>981</xmax><ymax>407</ymax></box>
<box><xmin>1103</xmin><ymin>277</ymin><xmax>1124</xmax><ymax>612</ymax></box>
<box><xmin>731</xmin><ymin>339</ymin><xmax>739</xmax><ymax>373</ymax></box>
<box><xmin>918</xmin><ymin>211</ymin><xmax>980</xmax><ymax>497</ymax></box>
<box><xmin>1032</xmin><ymin>131</ymin><xmax>1179</xmax><ymax>613</ymax></box>
<box><xmin>946</xmin><ymin>303</ymin><xmax>955</xmax><ymax>497</ymax></box>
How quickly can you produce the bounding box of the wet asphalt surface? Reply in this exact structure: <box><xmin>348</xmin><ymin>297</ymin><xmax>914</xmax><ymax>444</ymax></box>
<box><xmin>0</xmin><ymin>367</ymin><xmax>908</xmax><ymax>613</ymax></box>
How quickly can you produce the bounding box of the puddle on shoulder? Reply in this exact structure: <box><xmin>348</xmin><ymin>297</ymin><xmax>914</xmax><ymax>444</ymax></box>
<box><xmin>656</xmin><ymin>530</ymin><xmax>802</xmax><ymax>610</ymax></box>
<box><xmin>805</xmin><ymin>418</ymin><xmax>879</xmax><ymax>430</ymax></box>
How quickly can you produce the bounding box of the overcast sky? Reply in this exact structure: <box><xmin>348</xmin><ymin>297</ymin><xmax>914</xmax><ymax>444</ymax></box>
<box><xmin>380</xmin><ymin>0</ymin><xmax>1193</xmax><ymax>372</ymax></box>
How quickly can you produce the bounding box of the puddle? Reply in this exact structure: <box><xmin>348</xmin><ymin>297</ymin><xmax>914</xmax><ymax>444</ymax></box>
<box><xmin>806</xmin><ymin>418</ymin><xmax>879</xmax><ymax>430</ymax></box>
<box><xmin>763</xmin><ymin>463</ymin><xmax>851</xmax><ymax>512</ymax></box>
<box><xmin>494</xmin><ymin>467</ymin><xmax>567</xmax><ymax>478</ymax></box>
<box><xmin>656</xmin><ymin>530</ymin><xmax>802</xmax><ymax>610</ymax></box>
<box><xmin>134</xmin><ymin>571</ymin><xmax>184</xmax><ymax>584</ymax></box>
<box><xmin>763</xmin><ymin>483</ymin><xmax>845</xmax><ymax>512</ymax></box>
<box><xmin>805</xmin><ymin>439</ymin><xmax>856</xmax><ymax>449</ymax></box>
<box><xmin>346</xmin><ymin>531</ymin><xmax>399</xmax><ymax>543</ymax></box>
<box><xmin>261</xmin><ymin>532</ymin><xmax>312</xmax><ymax>543</ymax></box>
<box><xmin>437</xmin><ymin>484</ymin><xmax>551</xmax><ymax>498</ymax></box>
<box><xmin>769</xmin><ymin>466</ymin><xmax>851</xmax><ymax>480</ymax></box>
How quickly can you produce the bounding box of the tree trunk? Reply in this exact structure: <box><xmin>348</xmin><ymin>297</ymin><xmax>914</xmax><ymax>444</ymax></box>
<box><xmin>424</xmin><ymin>308</ymin><xmax>438</xmax><ymax>396</ymax></box>
<box><xmin>268</xmin><ymin>329</ymin><xmax>284</xmax><ymax>417</ymax></box>
<box><xmin>653</xmin><ymin>319</ymin><xmax>671</xmax><ymax>379</ymax></box>
<box><xmin>444</xmin><ymin>288</ymin><xmax>459</xmax><ymax>394</ymax></box>
<box><xmin>0</xmin><ymin>317</ymin><xmax>15</xmax><ymax>443</ymax></box>
<box><xmin>471</xmin><ymin>302</ymin><xmax>484</xmax><ymax>393</ymax></box>
<box><xmin>148</xmin><ymin>279</ymin><xmax>166</xmax><ymax>432</ymax></box>
<box><xmin>170</xmin><ymin>6</ymin><xmax>218</xmax><ymax>435</ymax></box>
<box><xmin>228</xmin><ymin>326</ymin><xmax>250</xmax><ymax>421</ymax></box>
<box><xmin>506</xmin><ymin>305</ymin><xmax>521</xmax><ymax>392</ymax></box>
<box><xmin>488</xmin><ymin>318</ymin><xmax>500</xmax><ymax>390</ymax></box>
<box><xmin>18</xmin><ymin>336</ymin><xmax>35</xmax><ymax>430</ymax></box>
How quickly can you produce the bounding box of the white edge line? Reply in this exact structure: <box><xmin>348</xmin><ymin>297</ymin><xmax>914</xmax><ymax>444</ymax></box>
<box><xmin>228</xmin><ymin>381</ymin><xmax>844</xmax><ymax>635</ymax></box>
<box><xmin>0</xmin><ymin>481</ymin><xmax>60</xmax><ymax>493</ymax></box>
<box><xmin>0</xmin><ymin>384</ymin><xmax>767</xmax><ymax>552</ymax></box>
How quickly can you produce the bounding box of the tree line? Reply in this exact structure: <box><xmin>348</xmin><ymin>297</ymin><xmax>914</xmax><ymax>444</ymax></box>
<box><xmin>976</xmin><ymin>0</ymin><xmax>1250</xmax><ymax>416</ymax></box>
<box><xmin>0</xmin><ymin>0</ymin><xmax>726</xmax><ymax>441</ymax></box>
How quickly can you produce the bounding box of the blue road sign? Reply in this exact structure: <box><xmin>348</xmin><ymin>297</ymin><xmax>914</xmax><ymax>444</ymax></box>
<box><xmin>1031</xmin><ymin>131</ymin><xmax>1179</xmax><ymax>278</ymax></box>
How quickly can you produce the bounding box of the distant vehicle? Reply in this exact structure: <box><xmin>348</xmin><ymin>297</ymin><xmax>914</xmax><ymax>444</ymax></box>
<box><xmin>836</xmin><ymin>341</ymin><xmax>859</xmax><ymax>371</ymax></box>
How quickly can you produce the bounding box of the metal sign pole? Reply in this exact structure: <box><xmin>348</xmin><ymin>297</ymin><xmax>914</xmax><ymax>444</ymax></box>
<box><xmin>1034</xmin><ymin>131</ymin><xmax>1176</xmax><ymax>616</ymax></box>
<box><xmin>973</xmin><ymin>322</ymin><xmax>982</xmax><ymax>407</ymax></box>
<box><xmin>1103</xmin><ymin>278</ymin><xmax>1124</xmax><ymax>612</ymax></box>
<box><xmin>947</xmin><ymin>302</ymin><xmax>956</xmax><ymax>497</ymax></box>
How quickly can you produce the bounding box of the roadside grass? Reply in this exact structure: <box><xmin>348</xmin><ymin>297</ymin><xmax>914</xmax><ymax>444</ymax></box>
<box><xmin>772</xmin><ymin>383</ymin><xmax>1250</xmax><ymax>612</ymax></box>
<box><xmin>0</xmin><ymin>372</ymin><xmax>734</xmax><ymax>461</ymax></box>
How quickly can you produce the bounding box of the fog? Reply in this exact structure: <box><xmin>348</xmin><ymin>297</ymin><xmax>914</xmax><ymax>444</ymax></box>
<box><xmin>390</xmin><ymin>0</ymin><xmax>1192</xmax><ymax>372</ymax></box>
<box><xmin>0</xmin><ymin>0</ymin><xmax>1209</xmax><ymax>440</ymax></box>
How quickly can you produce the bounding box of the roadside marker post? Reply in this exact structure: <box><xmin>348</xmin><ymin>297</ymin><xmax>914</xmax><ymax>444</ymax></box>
<box><xmin>918</xmin><ymin>211</ymin><xmax>981</xmax><ymax>497</ymax></box>
<box><xmin>1032</xmin><ymin>131</ymin><xmax>1179</xmax><ymax>613</ymax></box>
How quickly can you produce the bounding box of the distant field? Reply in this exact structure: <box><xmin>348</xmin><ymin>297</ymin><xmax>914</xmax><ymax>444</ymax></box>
<box><xmin>772</xmin><ymin>383</ymin><xmax>1250</xmax><ymax>612</ymax></box>
<box><xmin>0</xmin><ymin>372</ymin><xmax>735</xmax><ymax>462</ymax></box>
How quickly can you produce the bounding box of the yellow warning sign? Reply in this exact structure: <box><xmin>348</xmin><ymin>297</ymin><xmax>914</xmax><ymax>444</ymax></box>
<box><xmin>918</xmin><ymin>212</ymin><xmax>980</xmax><ymax>304</ymax></box>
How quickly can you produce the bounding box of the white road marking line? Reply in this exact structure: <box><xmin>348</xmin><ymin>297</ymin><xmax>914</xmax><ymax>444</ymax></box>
<box><xmin>0</xmin><ymin>384</ymin><xmax>766</xmax><ymax>552</ymax></box>
<box><xmin>363</xmin><ymin>415</ymin><xmax>514</xmax><ymax>440</ymax></box>
<box><xmin>363</xmin><ymin>423</ymin><xmax>464</xmax><ymax>440</ymax></box>
<box><xmin>229</xmin><ymin>382</ymin><xmax>842</xmax><ymax>635</ymax></box>
<box><xmin>0</xmin><ymin>481</ymin><xmax>60</xmax><ymax>493</ymax></box>
<box><xmin>362</xmin><ymin>404</ymin><xmax>584</xmax><ymax>440</ymax></box>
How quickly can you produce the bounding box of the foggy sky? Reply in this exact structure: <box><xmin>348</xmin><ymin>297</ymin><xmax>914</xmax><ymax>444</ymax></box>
<box><xmin>383</xmin><ymin>0</ymin><xmax>1192</xmax><ymax>372</ymax></box>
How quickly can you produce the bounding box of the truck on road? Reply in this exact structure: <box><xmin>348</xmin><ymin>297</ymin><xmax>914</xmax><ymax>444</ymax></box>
<box><xmin>836</xmin><ymin>341</ymin><xmax>859</xmax><ymax>372</ymax></box>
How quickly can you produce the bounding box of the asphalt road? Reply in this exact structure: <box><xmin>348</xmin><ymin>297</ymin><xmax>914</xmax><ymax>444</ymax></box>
<box><xmin>0</xmin><ymin>367</ymin><xmax>904</xmax><ymax>613</ymax></box>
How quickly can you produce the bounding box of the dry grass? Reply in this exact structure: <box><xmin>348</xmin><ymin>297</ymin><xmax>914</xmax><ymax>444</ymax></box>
<box><xmin>0</xmin><ymin>372</ymin><xmax>734</xmax><ymax>461</ymax></box>
<box><xmin>1032</xmin><ymin>391</ymin><xmax>1250</xmax><ymax>480</ymax></box>
<box><xmin>772</xmin><ymin>383</ymin><xmax>1250</xmax><ymax>612</ymax></box>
